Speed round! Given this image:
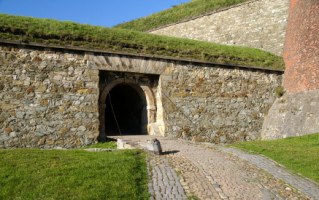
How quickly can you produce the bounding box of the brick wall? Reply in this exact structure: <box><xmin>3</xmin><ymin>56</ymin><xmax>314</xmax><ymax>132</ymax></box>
<box><xmin>283</xmin><ymin>0</ymin><xmax>319</xmax><ymax>93</ymax></box>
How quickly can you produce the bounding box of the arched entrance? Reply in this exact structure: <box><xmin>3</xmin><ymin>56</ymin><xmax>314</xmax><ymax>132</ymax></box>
<box><xmin>105</xmin><ymin>83</ymin><xmax>147</xmax><ymax>135</ymax></box>
<box><xmin>98</xmin><ymin>76</ymin><xmax>157</xmax><ymax>141</ymax></box>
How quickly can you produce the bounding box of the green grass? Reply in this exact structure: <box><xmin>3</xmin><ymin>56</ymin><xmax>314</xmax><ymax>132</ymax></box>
<box><xmin>0</xmin><ymin>149</ymin><xmax>149</xmax><ymax>200</ymax></box>
<box><xmin>0</xmin><ymin>14</ymin><xmax>284</xmax><ymax>70</ymax></box>
<box><xmin>84</xmin><ymin>141</ymin><xmax>117</xmax><ymax>149</ymax></box>
<box><xmin>232</xmin><ymin>133</ymin><xmax>319</xmax><ymax>183</ymax></box>
<box><xmin>115</xmin><ymin>0</ymin><xmax>250</xmax><ymax>31</ymax></box>
<box><xmin>188</xmin><ymin>194</ymin><xmax>201</xmax><ymax>200</ymax></box>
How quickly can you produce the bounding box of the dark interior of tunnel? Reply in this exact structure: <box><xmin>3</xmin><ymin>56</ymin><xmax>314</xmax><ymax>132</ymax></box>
<box><xmin>105</xmin><ymin>84</ymin><xmax>146</xmax><ymax>135</ymax></box>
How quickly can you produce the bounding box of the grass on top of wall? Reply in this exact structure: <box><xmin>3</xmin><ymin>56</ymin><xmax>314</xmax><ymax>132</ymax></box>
<box><xmin>115</xmin><ymin>0</ymin><xmax>250</xmax><ymax>31</ymax></box>
<box><xmin>0</xmin><ymin>149</ymin><xmax>149</xmax><ymax>200</ymax></box>
<box><xmin>0</xmin><ymin>14</ymin><xmax>284</xmax><ymax>70</ymax></box>
<box><xmin>232</xmin><ymin>133</ymin><xmax>319</xmax><ymax>183</ymax></box>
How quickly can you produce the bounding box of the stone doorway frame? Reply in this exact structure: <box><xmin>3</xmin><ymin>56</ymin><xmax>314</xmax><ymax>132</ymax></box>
<box><xmin>99</xmin><ymin>78</ymin><xmax>157</xmax><ymax>140</ymax></box>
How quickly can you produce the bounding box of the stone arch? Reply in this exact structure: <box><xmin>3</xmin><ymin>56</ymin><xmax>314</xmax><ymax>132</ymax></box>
<box><xmin>99</xmin><ymin>78</ymin><xmax>156</xmax><ymax>141</ymax></box>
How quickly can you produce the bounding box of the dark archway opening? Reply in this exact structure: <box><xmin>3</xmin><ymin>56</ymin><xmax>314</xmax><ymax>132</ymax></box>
<box><xmin>105</xmin><ymin>84</ymin><xmax>147</xmax><ymax>136</ymax></box>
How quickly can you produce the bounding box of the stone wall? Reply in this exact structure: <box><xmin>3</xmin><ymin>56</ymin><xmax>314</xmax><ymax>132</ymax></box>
<box><xmin>0</xmin><ymin>45</ymin><xmax>100</xmax><ymax>148</ymax></box>
<box><xmin>0</xmin><ymin>43</ymin><xmax>283</xmax><ymax>148</ymax></box>
<box><xmin>160</xmin><ymin>64</ymin><xmax>282</xmax><ymax>143</ymax></box>
<box><xmin>261</xmin><ymin>89</ymin><xmax>319</xmax><ymax>140</ymax></box>
<box><xmin>151</xmin><ymin>0</ymin><xmax>289</xmax><ymax>56</ymax></box>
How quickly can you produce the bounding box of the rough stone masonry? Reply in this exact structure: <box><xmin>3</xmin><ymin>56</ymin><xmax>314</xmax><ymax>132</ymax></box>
<box><xmin>0</xmin><ymin>42</ymin><xmax>282</xmax><ymax>148</ymax></box>
<box><xmin>151</xmin><ymin>0</ymin><xmax>289</xmax><ymax>56</ymax></box>
<box><xmin>0</xmin><ymin>45</ymin><xmax>100</xmax><ymax>148</ymax></box>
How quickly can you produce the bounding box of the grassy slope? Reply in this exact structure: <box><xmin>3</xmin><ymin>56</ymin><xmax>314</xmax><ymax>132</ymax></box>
<box><xmin>115</xmin><ymin>0</ymin><xmax>250</xmax><ymax>31</ymax></box>
<box><xmin>0</xmin><ymin>14</ymin><xmax>284</xmax><ymax>70</ymax></box>
<box><xmin>0</xmin><ymin>149</ymin><xmax>149</xmax><ymax>200</ymax></box>
<box><xmin>233</xmin><ymin>133</ymin><xmax>319</xmax><ymax>183</ymax></box>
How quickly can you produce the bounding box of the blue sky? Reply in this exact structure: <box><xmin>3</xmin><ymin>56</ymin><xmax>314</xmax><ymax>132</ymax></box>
<box><xmin>0</xmin><ymin>0</ymin><xmax>190</xmax><ymax>27</ymax></box>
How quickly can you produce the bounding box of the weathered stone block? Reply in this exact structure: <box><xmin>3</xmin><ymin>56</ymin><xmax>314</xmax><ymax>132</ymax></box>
<box><xmin>3</xmin><ymin>127</ymin><xmax>12</xmax><ymax>134</ymax></box>
<box><xmin>262</xmin><ymin>89</ymin><xmax>319</xmax><ymax>139</ymax></box>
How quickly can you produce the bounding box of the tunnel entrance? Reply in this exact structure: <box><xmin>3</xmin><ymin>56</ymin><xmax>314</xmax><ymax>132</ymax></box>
<box><xmin>98</xmin><ymin>71</ymin><xmax>159</xmax><ymax>142</ymax></box>
<box><xmin>105</xmin><ymin>83</ymin><xmax>147</xmax><ymax>136</ymax></box>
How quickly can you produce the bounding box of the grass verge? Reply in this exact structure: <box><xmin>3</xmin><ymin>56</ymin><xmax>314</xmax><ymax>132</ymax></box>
<box><xmin>232</xmin><ymin>133</ymin><xmax>319</xmax><ymax>183</ymax></box>
<box><xmin>0</xmin><ymin>149</ymin><xmax>149</xmax><ymax>200</ymax></box>
<box><xmin>0</xmin><ymin>14</ymin><xmax>284</xmax><ymax>70</ymax></box>
<box><xmin>84</xmin><ymin>141</ymin><xmax>117</xmax><ymax>149</ymax></box>
<box><xmin>115</xmin><ymin>0</ymin><xmax>250</xmax><ymax>32</ymax></box>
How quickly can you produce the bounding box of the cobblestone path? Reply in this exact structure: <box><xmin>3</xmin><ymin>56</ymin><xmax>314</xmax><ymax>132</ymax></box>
<box><xmin>147</xmin><ymin>153</ymin><xmax>187</xmax><ymax>200</ymax></box>
<box><xmin>216</xmin><ymin>145</ymin><xmax>319</xmax><ymax>200</ymax></box>
<box><xmin>114</xmin><ymin>136</ymin><xmax>317</xmax><ymax>200</ymax></box>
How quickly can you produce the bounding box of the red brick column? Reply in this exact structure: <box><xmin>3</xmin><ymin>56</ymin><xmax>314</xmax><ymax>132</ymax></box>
<box><xmin>283</xmin><ymin>0</ymin><xmax>319</xmax><ymax>93</ymax></box>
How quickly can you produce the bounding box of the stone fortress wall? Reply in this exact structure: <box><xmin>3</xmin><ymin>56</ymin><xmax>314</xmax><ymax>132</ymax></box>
<box><xmin>0</xmin><ymin>43</ymin><xmax>282</xmax><ymax>148</ymax></box>
<box><xmin>0</xmin><ymin>45</ymin><xmax>100</xmax><ymax>148</ymax></box>
<box><xmin>160</xmin><ymin>62</ymin><xmax>282</xmax><ymax>143</ymax></box>
<box><xmin>2</xmin><ymin>0</ymin><xmax>318</xmax><ymax>147</ymax></box>
<box><xmin>151</xmin><ymin>0</ymin><xmax>289</xmax><ymax>56</ymax></box>
<box><xmin>261</xmin><ymin>0</ymin><xmax>319</xmax><ymax>139</ymax></box>
<box><xmin>150</xmin><ymin>0</ymin><xmax>319</xmax><ymax>139</ymax></box>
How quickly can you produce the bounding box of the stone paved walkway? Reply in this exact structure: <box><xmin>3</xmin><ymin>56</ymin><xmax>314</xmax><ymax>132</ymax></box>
<box><xmin>147</xmin><ymin>153</ymin><xmax>187</xmax><ymax>200</ymax></box>
<box><xmin>215</xmin><ymin>145</ymin><xmax>319</xmax><ymax>200</ymax></box>
<box><xmin>112</xmin><ymin>135</ymin><xmax>318</xmax><ymax>200</ymax></box>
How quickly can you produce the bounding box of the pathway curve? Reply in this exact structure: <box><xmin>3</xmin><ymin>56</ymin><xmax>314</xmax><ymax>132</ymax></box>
<box><xmin>112</xmin><ymin>135</ymin><xmax>317</xmax><ymax>200</ymax></box>
<box><xmin>215</xmin><ymin>145</ymin><xmax>319</xmax><ymax>200</ymax></box>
